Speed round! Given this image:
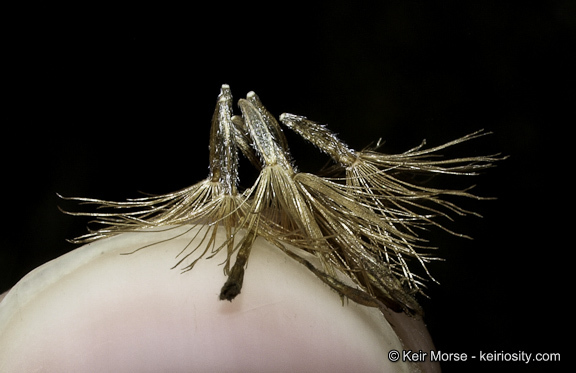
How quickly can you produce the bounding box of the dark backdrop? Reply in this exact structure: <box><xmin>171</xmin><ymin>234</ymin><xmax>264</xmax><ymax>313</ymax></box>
<box><xmin>2</xmin><ymin>1</ymin><xmax>571</xmax><ymax>371</ymax></box>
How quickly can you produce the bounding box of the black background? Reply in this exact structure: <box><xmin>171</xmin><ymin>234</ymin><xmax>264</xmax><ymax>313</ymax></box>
<box><xmin>2</xmin><ymin>1</ymin><xmax>571</xmax><ymax>371</ymax></box>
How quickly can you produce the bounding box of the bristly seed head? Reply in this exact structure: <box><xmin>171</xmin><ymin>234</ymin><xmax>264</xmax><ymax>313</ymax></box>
<box><xmin>60</xmin><ymin>84</ymin><xmax>505</xmax><ymax>315</ymax></box>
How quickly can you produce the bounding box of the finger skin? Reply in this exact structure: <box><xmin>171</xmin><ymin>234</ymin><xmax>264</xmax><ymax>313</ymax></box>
<box><xmin>0</xmin><ymin>226</ymin><xmax>435</xmax><ymax>372</ymax></box>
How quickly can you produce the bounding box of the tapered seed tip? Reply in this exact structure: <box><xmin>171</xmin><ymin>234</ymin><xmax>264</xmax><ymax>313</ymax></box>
<box><xmin>247</xmin><ymin>91</ymin><xmax>256</xmax><ymax>98</ymax></box>
<box><xmin>219</xmin><ymin>85</ymin><xmax>232</xmax><ymax>101</ymax></box>
<box><xmin>280</xmin><ymin>113</ymin><xmax>295</xmax><ymax>121</ymax></box>
<box><xmin>279</xmin><ymin>113</ymin><xmax>300</xmax><ymax>125</ymax></box>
